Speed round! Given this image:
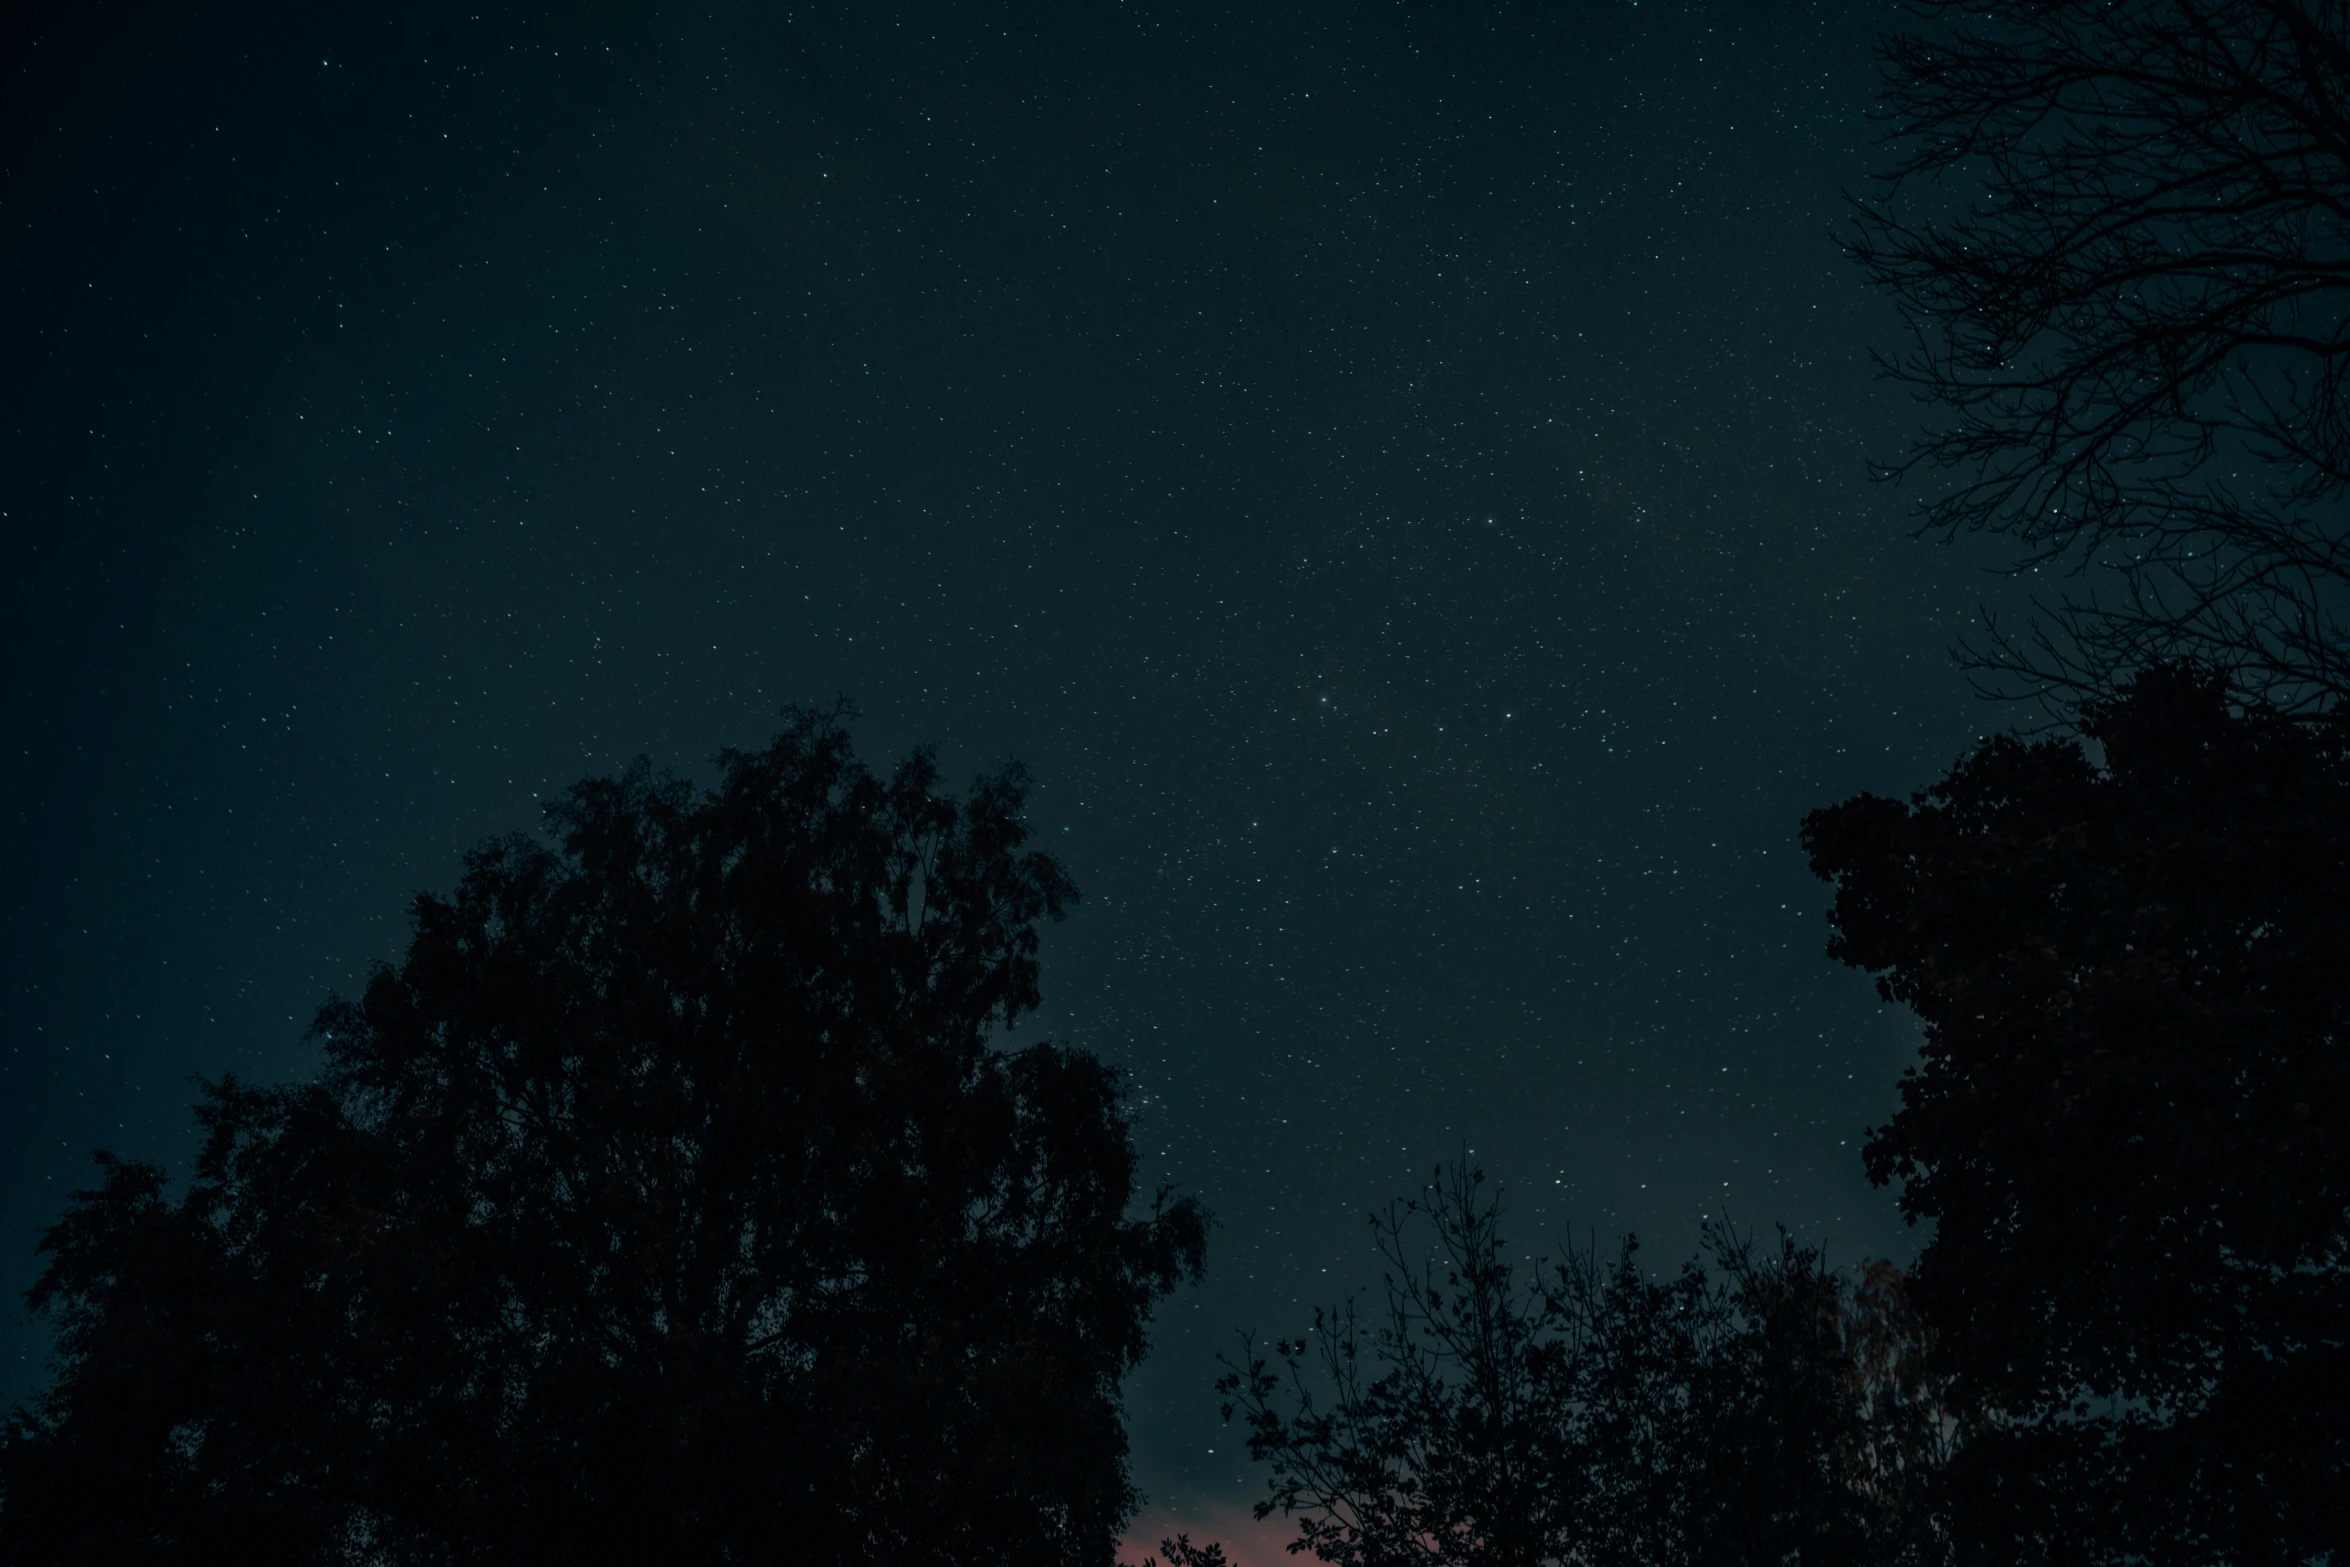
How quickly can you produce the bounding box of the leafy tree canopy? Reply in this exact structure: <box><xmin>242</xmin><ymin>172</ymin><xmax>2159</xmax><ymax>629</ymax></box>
<box><xmin>1805</xmin><ymin>666</ymin><xmax>2350</xmax><ymax>1563</ymax></box>
<box><xmin>0</xmin><ymin>707</ymin><xmax>1206</xmax><ymax>1566</ymax></box>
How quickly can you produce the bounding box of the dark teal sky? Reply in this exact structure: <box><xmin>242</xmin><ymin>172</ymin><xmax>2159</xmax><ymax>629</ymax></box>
<box><xmin>4</xmin><ymin>1</ymin><xmax>2013</xmax><ymax>1552</ymax></box>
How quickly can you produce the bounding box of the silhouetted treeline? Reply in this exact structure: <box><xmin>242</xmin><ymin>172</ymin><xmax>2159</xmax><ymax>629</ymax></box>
<box><xmin>0</xmin><ymin>707</ymin><xmax>1204</xmax><ymax>1566</ymax></box>
<box><xmin>15</xmin><ymin>683</ymin><xmax>2337</xmax><ymax>1567</ymax></box>
<box><xmin>7</xmin><ymin>698</ymin><xmax>2340</xmax><ymax>1567</ymax></box>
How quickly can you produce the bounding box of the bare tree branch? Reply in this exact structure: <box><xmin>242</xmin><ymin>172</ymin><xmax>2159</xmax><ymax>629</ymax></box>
<box><xmin>1854</xmin><ymin>0</ymin><xmax>2350</xmax><ymax>711</ymax></box>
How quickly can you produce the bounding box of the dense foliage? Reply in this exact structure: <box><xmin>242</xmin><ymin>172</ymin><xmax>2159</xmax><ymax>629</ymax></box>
<box><xmin>0</xmin><ymin>708</ymin><xmax>1205</xmax><ymax>1565</ymax></box>
<box><xmin>1805</xmin><ymin>667</ymin><xmax>2350</xmax><ymax>1563</ymax></box>
<box><xmin>1220</xmin><ymin>1162</ymin><xmax>1954</xmax><ymax>1567</ymax></box>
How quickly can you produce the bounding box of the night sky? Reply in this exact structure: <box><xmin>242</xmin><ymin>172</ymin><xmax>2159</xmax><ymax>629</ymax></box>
<box><xmin>4</xmin><ymin>1</ymin><xmax>2021</xmax><ymax>1553</ymax></box>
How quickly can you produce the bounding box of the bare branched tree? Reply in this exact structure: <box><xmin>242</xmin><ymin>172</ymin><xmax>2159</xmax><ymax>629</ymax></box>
<box><xmin>1854</xmin><ymin>0</ymin><xmax>2350</xmax><ymax>710</ymax></box>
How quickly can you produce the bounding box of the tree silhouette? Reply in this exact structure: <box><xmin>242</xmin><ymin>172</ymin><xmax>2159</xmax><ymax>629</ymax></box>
<box><xmin>1804</xmin><ymin>665</ymin><xmax>2350</xmax><ymax>1564</ymax></box>
<box><xmin>0</xmin><ymin>707</ymin><xmax>1206</xmax><ymax>1566</ymax></box>
<box><xmin>1217</xmin><ymin>1161</ymin><xmax>1954</xmax><ymax>1567</ymax></box>
<box><xmin>1854</xmin><ymin>1</ymin><xmax>2350</xmax><ymax>707</ymax></box>
<box><xmin>1138</xmin><ymin>1535</ymin><xmax>1232</xmax><ymax>1567</ymax></box>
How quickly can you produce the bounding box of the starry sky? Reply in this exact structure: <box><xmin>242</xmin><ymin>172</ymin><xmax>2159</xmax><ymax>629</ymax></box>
<box><xmin>4</xmin><ymin>0</ymin><xmax>2021</xmax><ymax>1553</ymax></box>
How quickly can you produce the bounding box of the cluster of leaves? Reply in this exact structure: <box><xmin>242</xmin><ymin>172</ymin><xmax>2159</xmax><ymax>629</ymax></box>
<box><xmin>0</xmin><ymin>707</ymin><xmax>1205</xmax><ymax>1566</ymax></box>
<box><xmin>1218</xmin><ymin>1160</ymin><xmax>1956</xmax><ymax>1567</ymax></box>
<box><xmin>1855</xmin><ymin>0</ymin><xmax>2350</xmax><ymax>706</ymax></box>
<box><xmin>1805</xmin><ymin>665</ymin><xmax>2350</xmax><ymax>1564</ymax></box>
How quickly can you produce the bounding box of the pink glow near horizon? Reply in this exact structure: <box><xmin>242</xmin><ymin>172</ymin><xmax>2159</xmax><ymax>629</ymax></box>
<box><xmin>1120</xmin><ymin>1499</ymin><xmax>1309</xmax><ymax>1567</ymax></box>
